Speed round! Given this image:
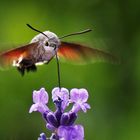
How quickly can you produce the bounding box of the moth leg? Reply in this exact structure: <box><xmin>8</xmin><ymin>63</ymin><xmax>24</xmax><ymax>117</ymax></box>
<box><xmin>45</xmin><ymin>57</ymin><xmax>54</xmax><ymax>65</ymax></box>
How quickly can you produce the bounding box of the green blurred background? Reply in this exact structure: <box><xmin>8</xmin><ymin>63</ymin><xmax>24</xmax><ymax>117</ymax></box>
<box><xmin>0</xmin><ymin>0</ymin><xmax>139</xmax><ymax>139</ymax></box>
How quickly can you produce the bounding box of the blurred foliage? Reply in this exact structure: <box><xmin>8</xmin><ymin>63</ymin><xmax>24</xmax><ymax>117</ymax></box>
<box><xmin>0</xmin><ymin>0</ymin><xmax>140</xmax><ymax>140</ymax></box>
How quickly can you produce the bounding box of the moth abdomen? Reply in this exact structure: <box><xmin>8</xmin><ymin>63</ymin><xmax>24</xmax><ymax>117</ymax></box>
<box><xmin>17</xmin><ymin>59</ymin><xmax>37</xmax><ymax>76</ymax></box>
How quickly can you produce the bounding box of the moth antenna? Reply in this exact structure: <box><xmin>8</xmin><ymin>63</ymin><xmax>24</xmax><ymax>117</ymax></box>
<box><xmin>59</xmin><ymin>29</ymin><xmax>92</xmax><ymax>39</ymax></box>
<box><xmin>26</xmin><ymin>24</ymin><xmax>49</xmax><ymax>39</ymax></box>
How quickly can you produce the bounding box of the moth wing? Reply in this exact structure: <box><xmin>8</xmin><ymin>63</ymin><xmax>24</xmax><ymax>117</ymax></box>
<box><xmin>0</xmin><ymin>42</ymin><xmax>39</xmax><ymax>69</ymax></box>
<box><xmin>58</xmin><ymin>42</ymin><xmax>118</xmax><ymax>64</ymax></box>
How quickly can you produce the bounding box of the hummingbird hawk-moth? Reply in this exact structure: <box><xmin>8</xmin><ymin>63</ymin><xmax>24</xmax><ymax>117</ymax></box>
<box><xmin>0</xmin><ymin>24</ymin><xmax>117</xmax><ymax>75</ymax></box>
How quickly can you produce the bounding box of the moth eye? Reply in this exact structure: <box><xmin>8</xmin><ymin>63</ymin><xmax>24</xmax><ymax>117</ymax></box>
<box><xmin>51</xmin><ymin>44</ymin><xmax>56</xmax><ymax>48</ymax></box>
<box><xmin>45</xmin><ymin>42</ymin><xmax>49</xmax><ymax>46</ymax></box>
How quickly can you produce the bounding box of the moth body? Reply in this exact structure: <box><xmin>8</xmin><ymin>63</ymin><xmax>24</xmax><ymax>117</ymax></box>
<box><xmin>0</xmin><ymin>26</ymin><xmax>117</xmax><ymax>75</ymax></box>
<box><xmin>29</xmin><ymin>31</ymin><xmax>60</xmax><ymax>63</ymax></box>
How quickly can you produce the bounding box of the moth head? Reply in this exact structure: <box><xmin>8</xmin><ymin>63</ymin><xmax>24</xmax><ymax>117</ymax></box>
<box><xmin>30</xmin><ymin>31</ymin><xmax>61</xmax><ymax>49</ymax></box>
<box><xmin>27</xmin><ymin>24</ymin><xmax>91</xmax><ymax>50</ymax></box>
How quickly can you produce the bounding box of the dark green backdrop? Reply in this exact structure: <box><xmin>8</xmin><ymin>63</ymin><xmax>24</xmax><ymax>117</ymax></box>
<box><xmin>0</xmin><ymin>0</ymin><xmax>139</xmax><ymax>140</ymax></box>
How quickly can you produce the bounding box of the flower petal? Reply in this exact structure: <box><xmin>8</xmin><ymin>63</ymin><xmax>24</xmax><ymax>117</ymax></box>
<box><xmin>70</xmin><ymin>88</ymin><xmax>89</xmax><ymax>103</ymax></box>
<box><xmin>57</xmin><ymin>125</ymin><xmax>84</xmax><ymax>140</ymax></box>
<box><xmin>79</xmin><ymin>89</ymin><xmax>88</xmax><ymax>103</ymax></box>
<box><xmin>29</xmin><ymin>103</ymin><xmax>49</xmax><ymax>113</ymax></box>
<box><xmin>39</xmin><ymin>88</ymin><xmax>49</xmax><ymax>103</ymax></box>
<box><xmin>33</xmin><ymin>88</ymin><xmax>49</xmax><ymax>104</ymax></box>
<box><xmin>29</xmin><ymin>104</ymin><xmax>38</xmax><ymax>113</ymax></box>
<box><xmin>80</xmin><ymin>104</ymin><xmax>87</xmax><ymax>113</ymax></box>
<box><xmin>70</xmin><ymin>88</ymin><xmax>79</xmax><ymax>102</ymax></box>
<box><xmin>52</xmin><ymin>87</ymin><xmax>69</xmax><ymax>111</ymax></box>
<box><xmin>38</xmin><ymin>133</ymin><xmax>47</xmax><ymax>140</ymax></box>
<box><xmin>70</xmin><ymin>88</ymin><xmax>90</xmax><ymax>113</ymax></box>
<box><xmin>52</xmin><ymin>87</ymin><xmax>69</xmax><ymax>101</ymax></box>
<box><xmin>71</xmin><ymin>104</ymin><xmax>80</xmax><ymax>113</ymax></box>
<box><xmin>83</xmin><ymin>103</ymin><xmax>91</xmax><ymax>109</ymax></box>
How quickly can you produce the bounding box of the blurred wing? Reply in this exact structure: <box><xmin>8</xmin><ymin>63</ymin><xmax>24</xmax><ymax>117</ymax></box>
<box><xmin>58</xmin><ymin>42</ymin><xmax>118</xmax><ymax>64</ymax></box>
<box><xmin>0</xmin><ymin>42</ymin><xmax>39</xmax><ymax>69</ymax></box>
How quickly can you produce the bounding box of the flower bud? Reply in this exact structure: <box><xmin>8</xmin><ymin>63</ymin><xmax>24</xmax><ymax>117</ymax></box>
<box><xmin>67</xmin><ymin>112</ymin><xmax>77</xmax><ymax>125</ymax></box>
<box><xmin>60</xmin><ymin>113</ymin><xmax>70</xmax><ymax>125</ymax></box>
<box><xmin>47</xmin><ymin>112</ymin><xmax>59</xmax><ymax>128</ymax></box>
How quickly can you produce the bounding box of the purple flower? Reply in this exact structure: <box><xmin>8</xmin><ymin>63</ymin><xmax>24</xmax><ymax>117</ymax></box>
<box><xmin>29</xmin><ymin>87</ymin><xmax>91</xmax><ymax>140</ymax></box>
<box><xmin>52</xmin><ymin>87</ymin><xmax>69</xmax><ymax>111</ymax></box>
<box><xmin>70</xmin><ymin>88</ymin><xmax>91</xmax><ymax>113</ymax></box>
<box><xmin>57</xmin><ymin>125</ymin><xmax>84</xmax><ymax>140</ymax></box>
<box><xmin>29</xmin><ymin>88</ymin><xmax>49</xmax><ymax>114</ymax></box>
